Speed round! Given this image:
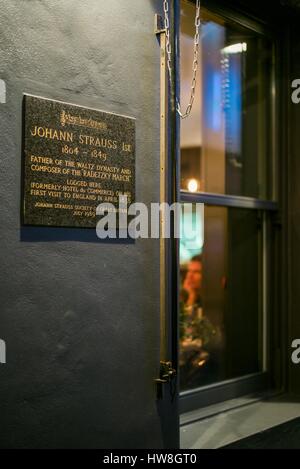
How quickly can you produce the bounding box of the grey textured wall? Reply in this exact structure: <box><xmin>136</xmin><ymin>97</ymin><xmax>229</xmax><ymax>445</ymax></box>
<box><xmin>0</xmin><ymin>0</ymin><xmax>164</xmax><ymax>448</ymax></box>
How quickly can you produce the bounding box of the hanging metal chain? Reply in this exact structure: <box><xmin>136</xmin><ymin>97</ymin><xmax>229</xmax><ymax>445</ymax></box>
<box><xmin>163</xmin><ymin>0</ymin><xmax>201</xmax><ymax>119</ymax></box>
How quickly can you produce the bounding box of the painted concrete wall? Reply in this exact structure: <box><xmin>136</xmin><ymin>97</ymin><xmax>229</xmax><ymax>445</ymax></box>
<box><xmin>0</xmin><ymin>0</ymin><xmax>165</xmax><ymax>448</ymax></box>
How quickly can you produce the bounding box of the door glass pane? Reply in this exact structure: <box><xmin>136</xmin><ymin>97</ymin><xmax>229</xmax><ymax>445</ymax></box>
<box><xmin>179</xmin><ymin>205</ymin><xmax>263</xmax><ymax>391</ymax></box>
<box><xmin>180</xmin><ymin>2</ymin><xmax>273</xmax><ymax>199</ymax></box>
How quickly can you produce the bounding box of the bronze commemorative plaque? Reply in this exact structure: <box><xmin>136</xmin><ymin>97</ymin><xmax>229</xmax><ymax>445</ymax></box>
<box><xmin>22</xmin><ymin>95</ymin><xmax>135</xmax><ymax>228</ymax></box>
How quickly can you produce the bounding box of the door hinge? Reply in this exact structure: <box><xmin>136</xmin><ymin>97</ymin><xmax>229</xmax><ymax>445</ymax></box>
<box><xmin>155</xmin><ymin>361</ymin><xmax>176</xmax><ymax>399</ymax></box>
<box><xmin>154</xmin><ymin>14</ymin><xmax>165</xmax><ymax>35</ymax></box>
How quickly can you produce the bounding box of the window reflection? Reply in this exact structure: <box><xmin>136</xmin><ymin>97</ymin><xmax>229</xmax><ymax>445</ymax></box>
<box><xmin>180</xmin><ymin>2</ymin><xmax>273</xmax><ymax>199</ymax></box>
<box><xmin>179</xmin><ymin>205</ymin><xmax>263</xmax><ymax>391</ymax></box>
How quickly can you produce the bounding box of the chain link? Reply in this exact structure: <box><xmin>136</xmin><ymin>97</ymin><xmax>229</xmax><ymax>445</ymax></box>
<box><xmin>163</xmin><ymin>0</ymin><xmax>201</xmax><ymax>119</ymax></box>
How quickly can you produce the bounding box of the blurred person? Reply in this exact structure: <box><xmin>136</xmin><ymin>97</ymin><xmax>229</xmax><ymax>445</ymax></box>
<box><xmin>179</xmin><ymin>254</ymin><xmax>217</xmax><ymax>389</ymax></box>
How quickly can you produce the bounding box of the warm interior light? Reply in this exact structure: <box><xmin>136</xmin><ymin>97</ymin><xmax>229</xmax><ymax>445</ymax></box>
<box><xmin>187</xmin><ymin>179</ymin><xmax>199</xmax><ymax>193</ymax></box>
<box><xmin>221</xmin><ymin>42</ymin><xmax>247</xmax><ymax>54</ymax></box>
